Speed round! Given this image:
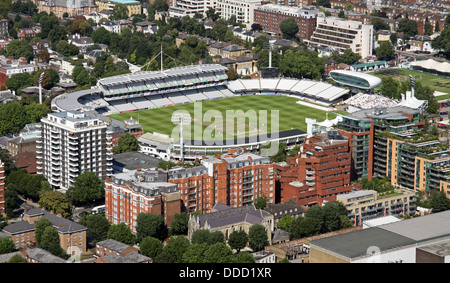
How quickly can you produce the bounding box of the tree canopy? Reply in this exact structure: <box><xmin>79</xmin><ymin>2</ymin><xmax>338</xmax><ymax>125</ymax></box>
<box><xmin>66</xmin><ymin>171</ymin><xmax>105</xmax><ymax>206</ymax></box>
<box><xmin>279</xmin><ymin>18</ymin><xmax>299</xmax><ymax>40</ymax></box>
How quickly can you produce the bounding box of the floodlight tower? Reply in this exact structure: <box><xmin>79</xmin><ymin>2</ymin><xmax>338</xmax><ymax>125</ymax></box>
<box><xmin>261</xmin><ymin>39</ymin><xmax>279</xmax><ymax>78</ymax></box>
<box><xmin>171</xmin><ymin>113</ymin><xmax>191</xmax><ymax>163</ymax></box>
<box><xmin>38</xmin><ymin>72</ymin><xmax>45</xmax><ymax>104</ymax></box>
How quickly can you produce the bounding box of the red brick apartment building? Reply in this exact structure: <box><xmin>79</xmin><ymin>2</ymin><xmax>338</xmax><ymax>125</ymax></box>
<box><xmin>0</xmin><ymin>160</ymin><xmax>4</xmax><ymax>215</ymax></box>
<box><xmin>105</xmin><ymin>151</ymin><xmax>276</xmax><ymax>231</ymax></box>
<box><xmin>253</xmin><ymin>4</ymin><xmax>318</xmax><ymax>42</ymax></box>
<box><xmin>276</xmin><ymin>131</ymin><xmax>352</xmax><ymax>207</ymax></box>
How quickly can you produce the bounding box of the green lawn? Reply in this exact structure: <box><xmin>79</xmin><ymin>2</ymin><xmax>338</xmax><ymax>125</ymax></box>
<box><xmin>109</xmin><ymin>95</ymin><xmax>346</xmax><ymax>140</ymax></box>
<box><xmin>369</xmin><ymin>68</ymin><xmax>450</xmax><ymax>100</ymax></box>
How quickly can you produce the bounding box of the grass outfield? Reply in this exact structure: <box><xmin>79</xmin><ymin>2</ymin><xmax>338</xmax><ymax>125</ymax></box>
<box><xmin>369</xmin><ymin>68</ymin><xmax>450</xmax><ymax>99</ymax></box>
<box><xmin>109</xmin><ymin>95</ymin><xmax>346</xmax><ymax>140</ymax></box>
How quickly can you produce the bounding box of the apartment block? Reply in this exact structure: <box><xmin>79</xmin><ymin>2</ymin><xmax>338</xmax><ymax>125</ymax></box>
<box><xmin>304</xmin><ymin>15</ymin><xmax>373</xmax><ymax>59</ymax></box>
<box><xmin>337</xmin><ymin>189</ymin><xmax>416</xmax><ymax>226</ymax></box>
<box><xmin>37</xmin><ymin>0</ymin><xmax>97</xmax><ymax>18</ymax></box>
<box><xmin>105</xmin><ymin>151</ymin><xmax>276</xmax><ymax>230</ymax></box>
<box><xmin>169</xmin><ymin>0</ymin><xmax>216</xmax><ymax>17</ymax></box>
<box><xmin>0</xmin><ymin>160</ymin><xmax>4</xmax><ymax>215</ymax></box>
<box><xmin>104</xmin><ymin>169</ymin><xmax>183</xmax><ymax>232</ymax></box>
<box><xmin>97</xmin><ymin>0</ymin><xmax>142</xmax><ymax>17</ymax></box>
<box><xmin>336</xmin><ymin>106</ymin><xmax>424</xmax><ymax>181</ymax></box>
<box><xmin>276</xmin><ymin>131</ymin><xmax>352</xmax><ymax>207</ymax></box>
<box><xmin>37</xmin><ymin>111</ymin><xmax>113</xmax><ymax>191</ymax></box>
<box><xmin>253</xmin><ymin>4</ymin><xmax>317</xmax><ymax>41</ymax></box>
<box><xmin>216</xmin><ymin>0</ymin><xmax>263</xmax><ymax>28</ymax></box>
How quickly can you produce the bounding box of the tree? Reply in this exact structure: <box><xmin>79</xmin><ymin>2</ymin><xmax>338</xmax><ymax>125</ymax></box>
<box><xmin>39</xmin><ymin>226</ymin><xmax>67</xmax><ymax>258</ymax></box>
<box><xmin>331</xmin><ymin>48</ymin><xmax>361</xmax><ymax>65</ymax></box>
<box><xmin>55</xmin><ymin>40</ymin><xmax>79</xmax><ymax>57</ymax></box>
<box><xmin>34</xmin><ymin>218</ymin><xmax>52</xmax><ymax>247</ymax></box>
<box><xmin>83</xmin><ymin>214</ymin><xmax>111</xmax><ymax>245</ymax></box>
<box><xmin>191</xmin><ymin>229</ymin><xmax>225</xmax><ymax>245</ymax></box>
<box><xmin>91</xmin><ymin>27</ymin><xmax>111</xmax><ymax>45</ymax></box>
<box><xmin>225</xmin><ymin>67</ymin><xmax>238</xmax><ymax>81</ymax></box>
<box><xmin>205</xmin><ymin>7</ymin><xmax>220</xmax><ymax>21</ymax></box>
<box><xmin>111</xmin><ymin>3</ymin><xmax>129</xmax><ymax>20</ymax></box>
<box><xmin>72</xmin><ymin>65</ymin><xmax>90</xmax><ymax>87</ymax></box>
<box><xmin>33</xmin><ymin>69</ymin><xmax>60</xmax><ymax>90</ymax></box>
<box><xmin>279</xmin><ymin>18</ymin><xmax>299</xmax><ymax>40</ymax></box>
<box><xmin>432</xmin><ymin>25</ymin><xmax>450</xmax><ymax>59</ymax></box>
<box><xmin>375</xmin><ymin>41</ymin><xmax>395</xmax><ymax>60</ymax></box>
<box><xmin>232</xmin><ymin>252</ymin><xmax>255</xmax><ymax>263</ymax></box>
<box><xmin>4</xmin><ymin>183</ymin><xmax>19</xmax><ymax>218</ymax></box>
<box><xmin>313</xmin><ymin>0</ymin><xmax>331</xmax><ymax>8</ymax></box>
<box><xmin>203</xmin><ymin>242</ymin><xmax>233</xmax><ymax>263</ymax></box>
<box><xmin>278</xmin><ymin>49</ymin><xmax>324</xmax><ymax>80</ymax></box>
<box><xmin>424</xmin><ymin>19</ymin><xmax>433</xmax><ymax>36</ymax></box>
<box><xmin>169</xmin><ymin>213</ymin><xmax>189</xmax><ymax>236</ymax></box>
<box><xmin>397</xmin><ymin>18</ymin><xmax>418</xmax><ymax>40</ymax></box>
<box><xmin>7</xmin><ymin>254</ymin><xmax>27</xmax><ymax>263</ymax></box>
<box><xmin>304</xmin><ymin>205</ymin><xmax>325</xmax><ymax>234</ymax></box>
<box><xmin>107</xmin><ymin>223</ymin><xmax>136</xmax><ymax>245</ymax></box>
<box><xmin>277</xmin><ymin>214</ymin><xmax>294</xmax><ymax>231</ymax></box>
<box><xmin>380</xmin><ymin>76</ymin><xmax>400</xmax><ymax>100</ymax></box>
<box><xmin>209</xmin><ymin>230</ymin><xmax>225</xmax><ymax>245</ymax></box>
<box><xmin>251</xmin><ymin>23</ymin><xmax>262</xmax><ymax>32</ymax></box>
<box><xmin>248</xmin><ymin>224</ymin><xmax>267</xmax><ymax>252</ymax></box>
<box><xmin>390</xmin><ymin>33</ymin><xmax>398</xmax><ymax>45</ymax></box>
<box><xmin>254</xmin><ymin>195</ymin><xmax>267</xmax><ymax>210</ymax></box>
<box><xmin>430</xmin><ymin>190</ymin><xmax>450</xmax><ymax>213</ymax></box>
<box><xmin>182</xmin><ymin>243</ymin><xmax>208</xmax><ymax>263</ymax></box>
<box><xmin>0</xmin><ymin>101</ymin><xmax>31</xmax><ymax>135</ymax></box>
<box><xmin>0</xmin><ymin>237</ymin><xmax>16</xmax><ymax>255</ymax></box>
<box><xmin>227</xmin><ymin>230</ymin><xmax>248</xmax><ymax>253</ymax></box>
<box><xmin>39</xmin><ymin>190</ymin><xmax>72</xmax><ymax>219</ymax></box>
<box><xmin>5</xmin><ymin>73</ymin><xmax>33</xmax><ymax>93</ymax></box>
<box><xmin>67</xmin><ymin>171</ymin><xmax>105</xmax><ymax>206</ymax></box>
<box><xmin>140</xmin><ymin>236</ymin><xmax>163</xmax><ymax>259</ymax></box>
<box><xmin>322</xmin><ymin>202</ymin><xmax>344</xmax><ymax>232</ymax></box>
<box><xmin>6</xmin><ymin>40</ymin><xmax>33</xmax><ymax>61</ymax></box>
<box><xmin>372</xmin><ymin>17</ymin><xmax>391</xmax><ymax>31</ymax></box>
<box><xmin>162</xmin><ymin>235</ymin><xmax>190</xmax><ymax>263</ymax></box>
<box><xmin>112</xmin><ymin>133</ymin><xmax>140</xmax><ymax>154</ymax></box>
<box><xmin>154</xmin><ymin>0</ymin><xmax>169</xmax><ymax>11</ymax></box>
<box><xmin>136</xmin><ymin>213</ymin><xmax>167</xmax><ymax>242</ymax></box>
<box><xmin>35</xmin><ymin>50</ymin><xmax>50</xmax><ymax>63</ymax></box>
<box><xmin>434</xmin><ymin>21</ymin><xmax>440</xmax><ymax>33</ymax></box>
<box><xmin>289</xmin><ymin>216</ymin><xmax>315</xmax><ymax>240</ymax></box>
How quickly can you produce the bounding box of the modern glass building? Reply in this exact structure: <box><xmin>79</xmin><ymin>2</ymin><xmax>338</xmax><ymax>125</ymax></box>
<box><xmin>329</xmin><ymin>70</ymin><xmax>382</xmax><ymax>90</ymax></box>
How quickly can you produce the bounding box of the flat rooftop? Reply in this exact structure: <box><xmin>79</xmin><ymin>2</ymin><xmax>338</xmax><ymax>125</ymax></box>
<box><xmin>113</xmin><ymin>151</ymin><xmax>161</xmax><ymax>171</ymax></box>
<box><xmin>311</xmin><ymin>227</ymin><xmax>416</xmax><ymax>260</ymax></box>
<box><xmin>378</xmin><ymin>210</ymin><xmax>450</xmax><ymax>243</ymax></box>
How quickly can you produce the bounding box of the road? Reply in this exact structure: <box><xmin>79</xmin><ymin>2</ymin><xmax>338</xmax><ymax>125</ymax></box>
<box><xmin>396</xmin><ymin>50</ymin><xmax>448</xmax><ymax>62</ymax></box>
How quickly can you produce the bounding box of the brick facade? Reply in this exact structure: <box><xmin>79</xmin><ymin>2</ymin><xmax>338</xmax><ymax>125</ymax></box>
<box><xmin>277</xmin><ymin>132</ymin><xmax>352</xmax><ymax>207</ymax></box>
<box><xmin>253</xmin><ymin>5</ymin><xmax>317</xmax><ymax>42</ymax></box>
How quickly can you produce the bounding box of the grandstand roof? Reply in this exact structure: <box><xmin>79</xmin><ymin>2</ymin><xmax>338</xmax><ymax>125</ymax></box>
<box><xmin>177</xmin><ymin>129</ymin><xmax>307</xmax><ymax>147</ymax></box>
<box><xmin>410</xmin><ymin>59</ymin><xmax>450</xmax><ymax>75</ymax></box>
<box><xmin>228</xmin><ymin>78</ymin><xmax>348</xmax><ymax>102</ymax></box>
<box><xmin>98</xmin><ymin>64</ymin><xmax>227</xmax><ymax>86</ymax></box>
